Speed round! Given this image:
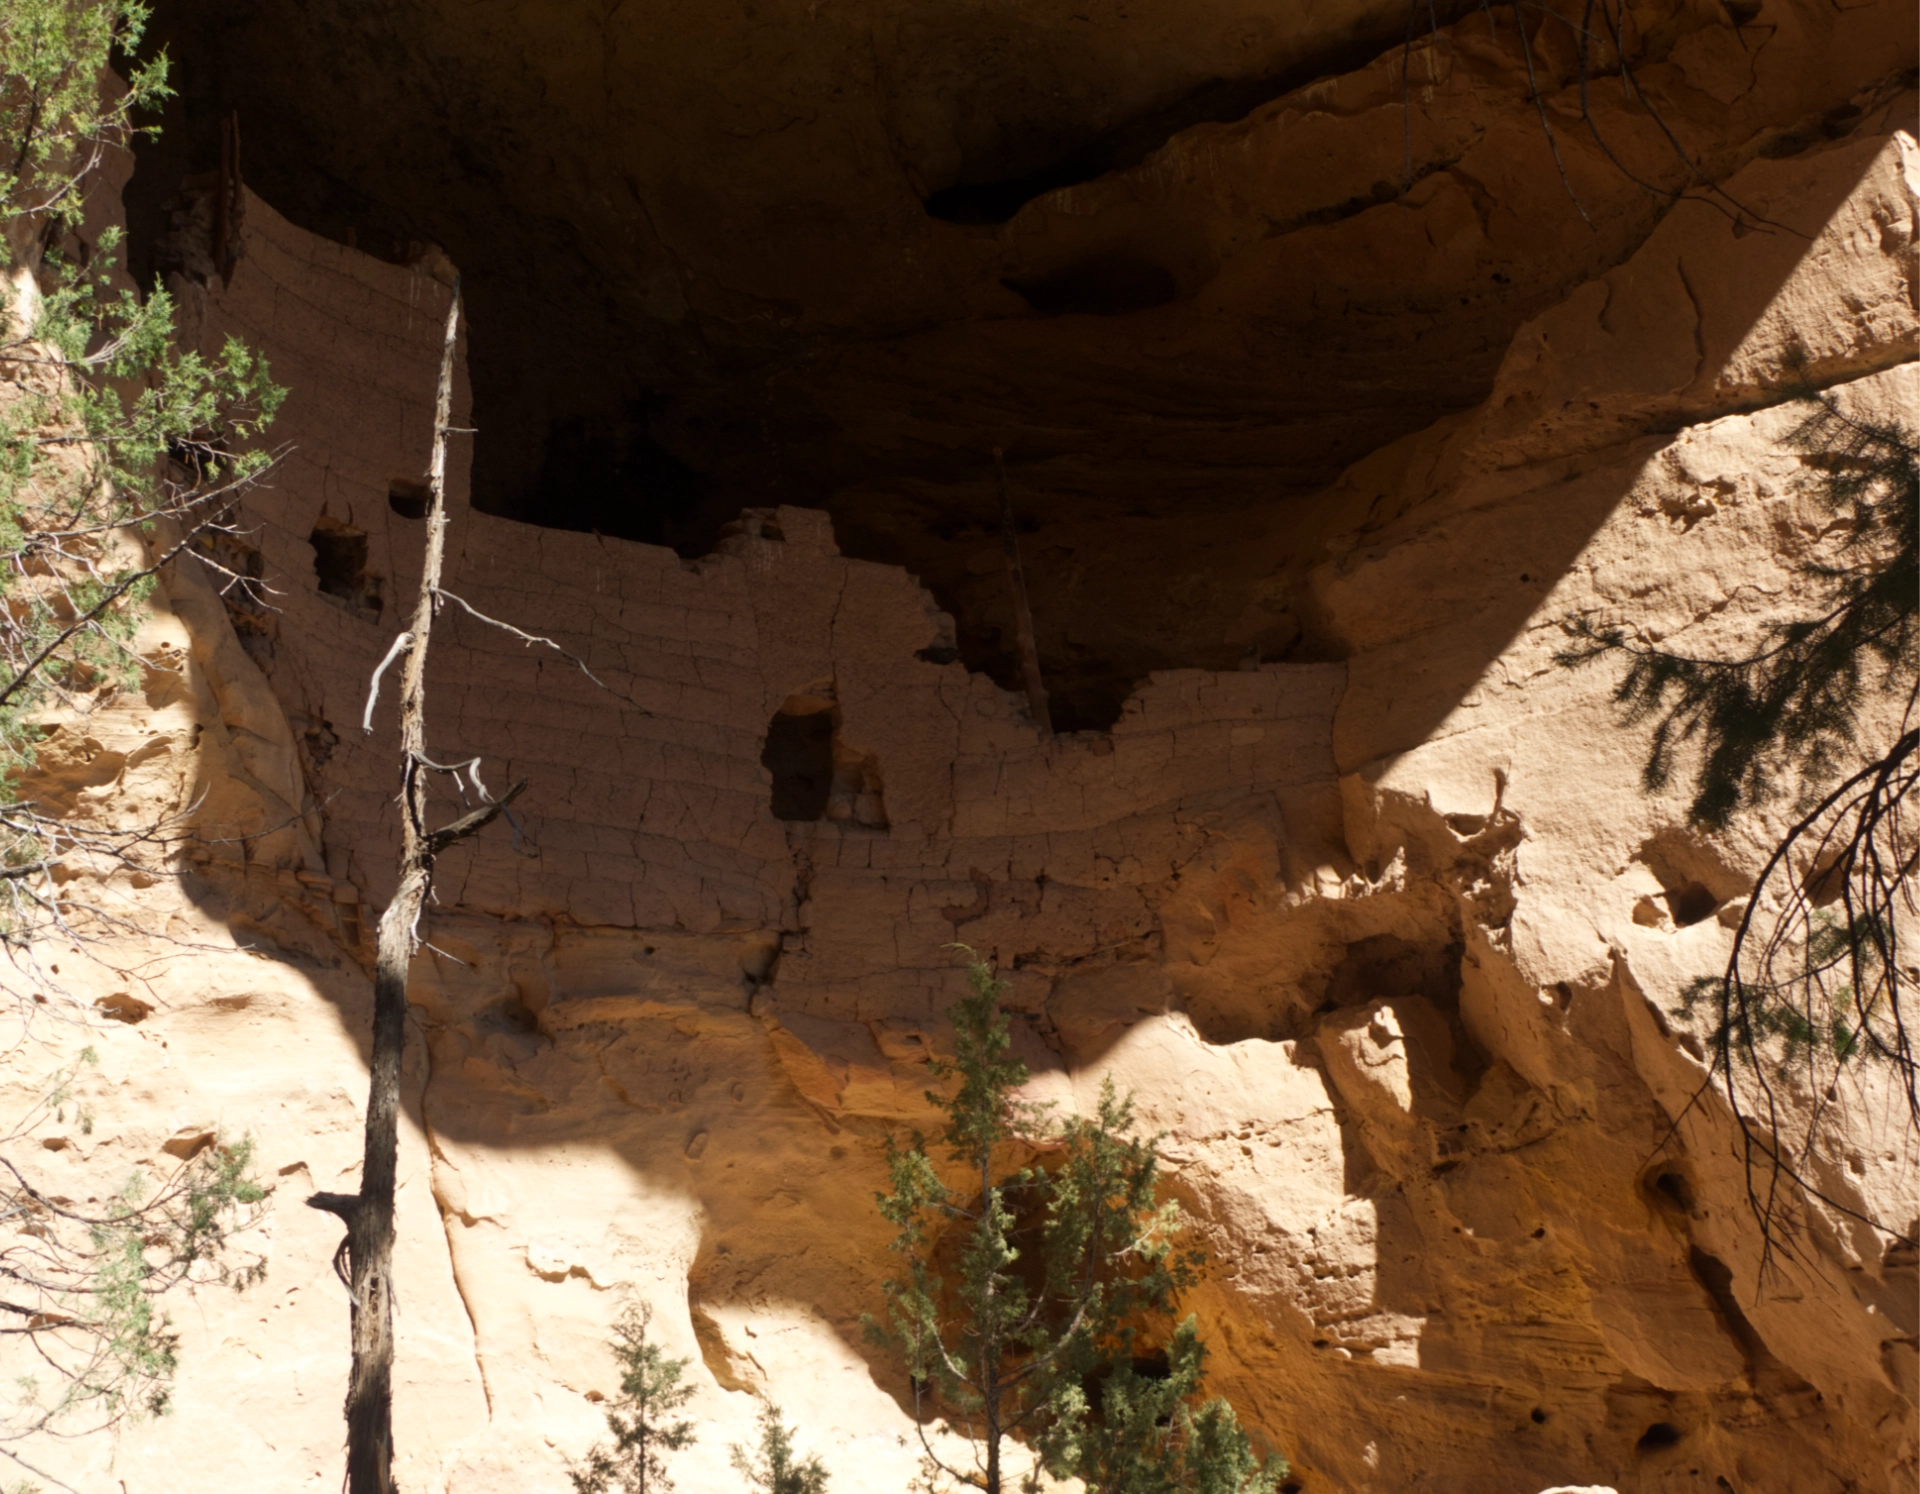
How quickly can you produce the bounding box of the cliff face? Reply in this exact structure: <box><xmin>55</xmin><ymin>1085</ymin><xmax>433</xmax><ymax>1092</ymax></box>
<box><xmin>3</xmin><ymin>3</ymin><xmax>1916</xmax><ymax>1492</ymax></box>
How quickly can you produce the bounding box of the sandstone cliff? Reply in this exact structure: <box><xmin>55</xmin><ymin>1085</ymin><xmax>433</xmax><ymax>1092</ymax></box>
<box><xmin>1</xmin><ymin>3</ymin><xmax>1914</xmax><ymax>1492</ymax></box>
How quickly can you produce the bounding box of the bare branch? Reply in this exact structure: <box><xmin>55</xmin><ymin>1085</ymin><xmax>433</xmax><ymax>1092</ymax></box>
<box><xmin>361</xmin><ymin>631</ymin><xmax>414</xmax><ymax>735</ymax></box>
<box><xmin>434</xmin><ymin>587</ymin><xmax>648</xmax><ymax>712</ymax></box>
<box><xmin>426</xmin><ymin>777</ymin><xmax>528</xmax><ymax>854</ymax></box>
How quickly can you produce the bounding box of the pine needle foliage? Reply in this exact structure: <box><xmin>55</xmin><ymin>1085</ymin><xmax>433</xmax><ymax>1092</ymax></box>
<box><xmin>0</xmin><ymin>1</ymin><xmax>282</xmax><ymax>963</ymax></box>
<box><xmin>1078</xmin><ymin>1319</ymin><xmax>1284</xmax><ymax>1494</ymax></box>
<box><xmin>0</xmin><ymin>1048</ymin><xmax>269</xmax><ymax>1443</ymax></box>
<box><xmin>0</xmin><ymin>0</ymin><xmax>278</xmax><ymax>1462</ymax></box>
<box><xmin>730</xmin><ymin>1398</ymin><xmax>830</xmax><ymax>1494</ymax></box>
<box><xmin>0</xmin><ymin>0</ymin><xmax>169</xmax><ymax>236</ymax></box>
<box><xmin>867</xmin><ymin>954</ymin><xmax>1279</xmax><ymax>1494</ymax></box>
<box><xmin>1558</xmin><ymin>388</ymin><xmax>1919</xmax><ymax>1266</ymax></box>
<box><xmin>571</xmin><ymin>1301</ymin><xmax>698</xmax><ymax>1494</ymax></box>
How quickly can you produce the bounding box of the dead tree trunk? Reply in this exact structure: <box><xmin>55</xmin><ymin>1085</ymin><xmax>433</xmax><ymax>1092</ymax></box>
<box><xmin>994</xmin><ymin>447</ymin><xmax>1051</xmax><ymax>738</ymax></box>
<box><xmin>308</xmin><ymin>285</ymin><xmax>520</xmax><ymax>1494</ymax></box>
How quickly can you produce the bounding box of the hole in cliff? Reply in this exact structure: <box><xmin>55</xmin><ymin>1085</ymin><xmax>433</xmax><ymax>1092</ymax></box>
<box><xmin>1128</xmin><ymin>1348</ymin><xmax>1172</xmax><ymax>1381</ymax></box>
<box><xmin>1634</xmin><ymin>835</ymin><xmax>1744</xmax><ymax>928</ymax></box>
<box><xmin>1643</xmin><ymin>1164</ymin><xmax>1696</xmax><ymax>1214</ymax></box>
<box><xmin>764</xmin><ymin>710</ymin><xmax>835</xmax><ymax>821</ymax></box>
<box><xmin>1664</xmin><ymin>882</ymin><xmax>1719</xmax><ymax>927</ymax></box>
<box><xmin>1321</xmin><ymin>935</ymin><xmax>1465</xmax><ymax>1015</ymax></box>
<box><xmin>1636</xmin><ymin>1422</ymin><xmax>1684</xmax><ymax>1453</ymax></box>
<box><xmin>388</xmin><ymin>478</ymin><xmax>431</xmax><ymax>519</ymax></box>
<box><xmin>1006</xmin><ymin>253</ymin><xmax>1177</xmax><ymax>316</ymax></box>
<box><xmin>1080</xmin><ymin>1346</ymin><xmax>1174</xmax><ymax>1421</ymax></box>
<box><xmin>309</xmin><ymin>517</ymin><xmax>382</xmax><ymax>616</ymax></box>
<box><xmin>1530</xmin><ymin>1407</ymin><xmax>1547</xmax><ymax>1424</ymax></box>
<box><xmin>762</xmin><ymin>701</ymin><xmax>890</xmax><ymax>829</ymax></box>
<box><xmin>95</xmin><ymin>992</ymin><xmax>154</xmax><ymax>1024</ymax></box>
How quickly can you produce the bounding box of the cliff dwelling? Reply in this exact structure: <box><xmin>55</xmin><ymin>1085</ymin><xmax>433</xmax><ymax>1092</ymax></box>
<box><xmin>0</xmin><ymin>1</ymin><xmax>1914</xmax><ymax>1491</ymax></box>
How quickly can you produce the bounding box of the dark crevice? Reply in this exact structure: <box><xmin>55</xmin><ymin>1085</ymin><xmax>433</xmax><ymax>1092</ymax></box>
<box><xmin>1005</xmin><ymin>253</ymin><xmax>1177</xmax><ymax>316</ymax></box>
<box><xmin>1636</xmin><ymin>1422</ymin><xmax>1684</xmax><ymax>1453</ymax></box>
<box><xmin>1688</xmin><ymin>1245</ymin><xmax>1791</xmax><ymax>1381</ymax></box>
<box><xmin>388</xmin><ymin>478</ymin><xmax>431</xmax><ymax>520</ymax></box>
<box><xmin>922</xmin><ymin>4</ymin><xmax>1479</xmax><ymax>225</ymax></box>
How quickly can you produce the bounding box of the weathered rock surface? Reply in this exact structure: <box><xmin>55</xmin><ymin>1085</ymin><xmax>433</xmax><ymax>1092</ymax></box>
<box><xmin>0</xmin><ymin>12</ymin><xmax>1913</xmax><ymax>1494</ymax></box>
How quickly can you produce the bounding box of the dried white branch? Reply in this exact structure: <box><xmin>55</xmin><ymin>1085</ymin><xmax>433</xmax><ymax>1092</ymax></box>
<box><xmin>361</xmin><ymin>631</ymin><xmax>414</xmax><ymax>734</ymax></box>
<box><xmin>433</xmin><ymin>587</ymin><xmax>647</xmax><ymax>712</ymax></box>
<box><xmin>414</xmin><ymin>751</ymin><xmax>494</xmax><ymax>805</ymax></box>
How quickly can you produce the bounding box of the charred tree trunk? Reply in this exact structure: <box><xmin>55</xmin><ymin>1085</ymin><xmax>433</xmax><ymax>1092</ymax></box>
<box><xmin>309</xmin><ymin>285</ymin><xmax>519</xmax><ymax>1494</ymax></box>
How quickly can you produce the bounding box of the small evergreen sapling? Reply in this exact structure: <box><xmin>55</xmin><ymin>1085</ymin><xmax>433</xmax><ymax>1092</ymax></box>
<box><xmin>730</xmin><ymin>1398</ymin><xmax>830</xmax><ymax>1494</ymax></box>
<box><xmin>571</xmin><ymin>1302</ymin><xmax>698</xmax><ymax>1494</ymax></box>
<box><xmin>868</xmin><ymin>954</ymin><xmax>1280</xmax><ymax>1494</ymax></box>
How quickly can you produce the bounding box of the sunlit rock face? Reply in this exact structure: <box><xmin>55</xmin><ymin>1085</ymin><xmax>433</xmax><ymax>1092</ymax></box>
<box><xmin>5</xmin><ymin>2</ymin><xmax>1916</xmax><ymax>1491</ymax></box>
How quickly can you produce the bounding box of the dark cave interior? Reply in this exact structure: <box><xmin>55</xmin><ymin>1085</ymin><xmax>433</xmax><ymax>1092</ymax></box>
<box><xmin>119</xmin><ymin>0</ymin><xmax>1915</xmax><ymax>730</ymax></box>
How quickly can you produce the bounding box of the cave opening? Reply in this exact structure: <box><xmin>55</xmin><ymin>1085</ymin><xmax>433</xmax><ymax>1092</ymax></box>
<box><xmin>1636</xmin><ymin>1422</ymin><xmax>1685</xmax><ymax>1453</ymax></box>
<box><xmin>113</xmin><ymin>0</ymin><xmax>1910</xmax><ymax>752</ymax></box>
<box><xmin>1645</xmin><ymin>1166</ymin><xmax>1697</xmax><ymax>1214</ymax></box>
<box><xmin>309</xmin><ymin>517</ymin><xmax>381</xmax><ymax>617</ymax></box>
<box><xmin>112</xmin><ymin>0</ymin><xmax>1507</xmax><ymax>742</ymax></box>
<box><xmin>387</xmin><ymin>478</ymin><xmax>430</xmax><ymax>521</ymax></box>
<box><xmin>763</xmin><ymin>710</ymin><xmax>835</xmax><ymax>823</ymax></box>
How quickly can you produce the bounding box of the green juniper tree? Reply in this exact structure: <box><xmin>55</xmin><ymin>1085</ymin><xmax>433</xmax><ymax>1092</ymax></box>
<box><xmin>731</xmin><ymin>1398</ymin><xmax>831</xmax><ymax>1494</ymax></box>
<box><xmin>869</xmin><ymin>954</ymin><xmax>1281</xmax><ymax>1494</ymax></box>
<box><xmin>0</xmin><ymin>3</ymin><xmax>279</xmax><ymax>1484</ymax></box>
<box><xmin>1078</xmin><ymin>1320</ymin><xmax>1282</xmax><ymax>1494</ymax></box>
<box><xmin>0</xmin><ymin>0</ymin><xmax>283</xmax><ymax>978</ymax></box>
<box><xmin>1559</xmin><ymin>388</ymin><xmax>1918</xmax><ymax>1260</ymax></box>
<box><xmin>572</xmin><ymin>1301</ymin><xmax>699</xmax><ymax>1494</ymax></box>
